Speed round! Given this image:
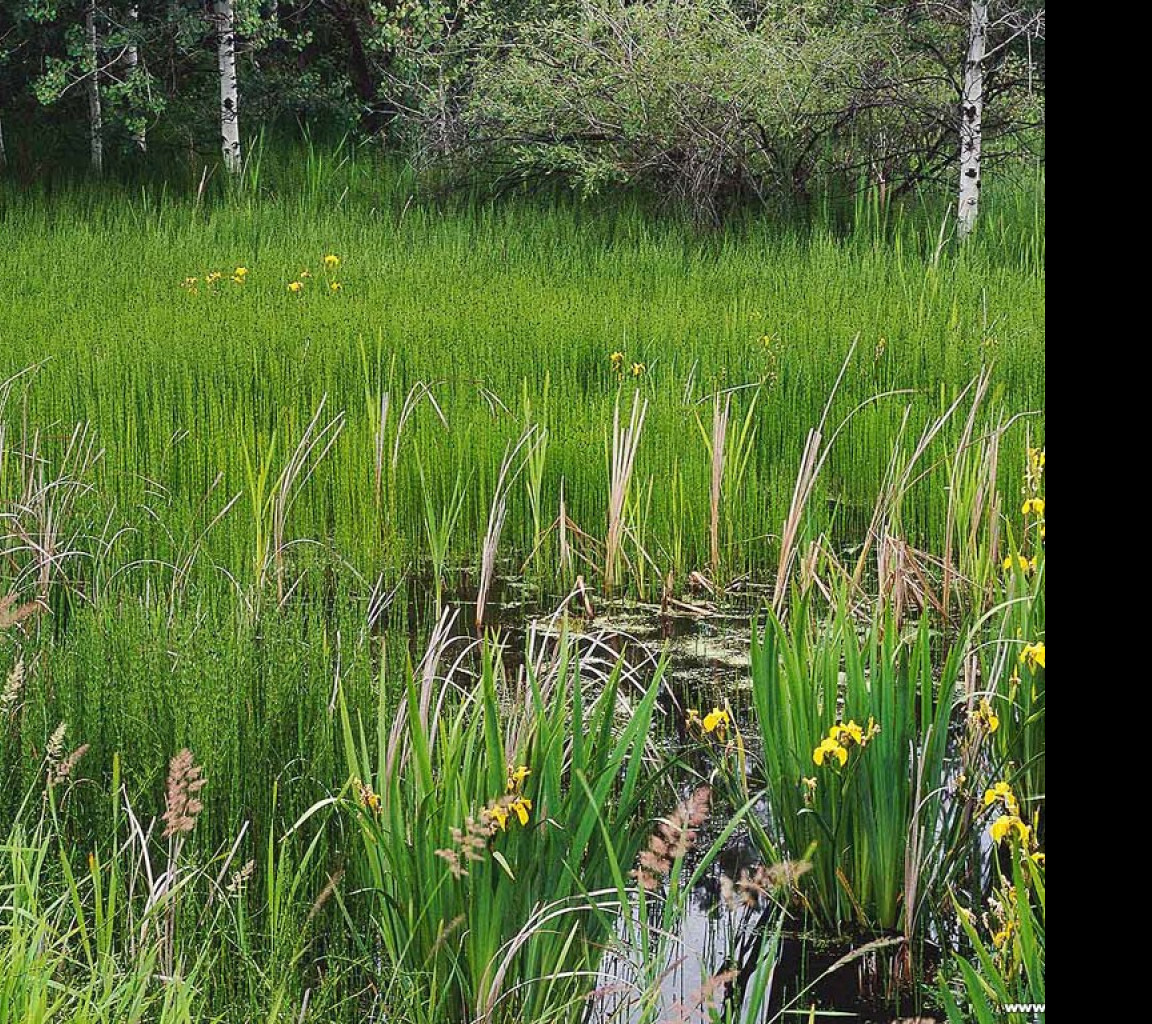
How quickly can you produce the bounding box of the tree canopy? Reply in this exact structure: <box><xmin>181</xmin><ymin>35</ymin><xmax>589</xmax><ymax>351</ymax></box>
<box><xmin>0</xmin><ymin>1</ymin><xmax>1044</xmax><ymax>220</ymax></box>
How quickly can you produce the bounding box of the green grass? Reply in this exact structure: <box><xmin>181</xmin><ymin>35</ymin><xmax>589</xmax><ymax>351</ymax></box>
<box><xmin>331</xmin><ymin>631</ymin><xmax>666</xmax><ymax>1021</ymax></box>
<box><xmin>938</xmin><ymin>854</ymin><xmax>1046</xmax><ymax>1024</ymax></box>
<box><xmin>0</xmin><ymin>156</ymin><xmax>1044</xmax><ymax>1021</ymax></box>
<box><xmin>0</xmin><ymin>165</ymin><xmax>1044</xmax><ymax>612</ymax></box>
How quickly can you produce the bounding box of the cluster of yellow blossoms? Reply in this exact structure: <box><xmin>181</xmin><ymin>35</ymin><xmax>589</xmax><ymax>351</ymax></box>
<box><xmin>495</xmin><ymin>763</ymin><xmax>533</xmax><ymax>830</ymax></box>
<box><xmin>988</xmin><ymin>887</ymin><xmax>1021</xmax><ymax>951</ymax></box>
<box><xmin>434</xmin><ymin>764</ymin><xmax>532</xmax><ymax>879</ymax></box>
<box><xmin>1001</xmin><ymin>552</ymin><xmax>1037</xmax><ymax>574</ymax></box>
<box><xmin>289</xmin><ymin>254</ymin><xmax>342</xmax><ymax>293</ymax></box>
<box><xmin>182</xmin><ymin>266</ymin><xmax>247</xmax><ymax>293</ymax></box>
<box><xmin>962</xmin><ymin>881</ymin><xmax>1036</xmax><ymax>958</ymax></box>
<box><xmin>355</xmin><ymin>777</ymin><xmax>382</xmax><ymax>813</ymax></box>
<box><xmin>487</xmin><ymin>795</ymin><xmax>531</xmax><ymax>831</ymax></box>
<box><xmin>1019</xmin><ymin>641</ymin><xmax>1044</xmax><ymax>672</ymax></box>
<box><xmin>812</xmin><ymin>718</ymin><xmax>879</xmax><ymax>767</ymax></box>
<box><xmin>983</xmin><ymin>780</ymin><xmax>1043</xmax><ymax>865</ymax></box>
<box><xmin>1026</xmin><ymin>445</ymin><xmax>1044</xmax><ymax>492</ymax></box>
<box><xmin>1002</xmin><ymin>446</ymin><xmax>1045</xmax><ymax>573</ymax></box>
<box><xmin>609</xmin><ymin>351</ymin><xmax>646</xmax><ymax>378</ymax></box>
<box><xmin>687</xmin><ymin>706</ymin><xmax>731</xmax><ymax>741</ymax></box>
<box><xmin>969</xmin><ymin>696</ymin><xmax>1000</xmax><ymax>735</ymax></box>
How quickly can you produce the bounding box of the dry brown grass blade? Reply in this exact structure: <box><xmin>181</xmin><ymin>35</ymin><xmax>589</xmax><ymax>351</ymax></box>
<box><xmin>0</xmin><ymin>593</ymin><xmax>40</xmax><ymax>630</ymax></box>
<box><xmin>710</xmin><ymin>392</ymin><xmax>730</xmax><ymax>581</ymax></box>
<box><xmin>391</xmin><ymin>380</ymin><xmax>448</xmax><ymax>471</ymax></box>
<box><xmin>772</xmin><ymin>425</ymin><xmax>823</xmax><ymax>613</ymax></box>
<box><xmin>605</xmin><ymin>392</ymin><xmax>648</xmax><ymax>592</ymax></box>
<box><xmin>558</xmin><ymin>478</ymin><xmax>572</xmax><ymax>576</ymax></box>
<box><xmin>2</xmin><ymin>420</ymin><xmax>103</xmax><ymax>601</ymax></box>
<box><xmin>942</xmin><ymin>367</ymin><xmax>991</xmax><ymax>611</ymax></box>
<box><xmin>852</xmin><ymin>378</ymin><xmax>975</xmax><ymax>601</ymax></box>
<box><xmin>384</xmin><ymin>605</ymin><xmax>460</xmax><ymax>783</ymax></box>
<box><xmin>772</xmin><ymin>338</ymin><xmax>864</xmax><ymax>611</ymax></box>
<box><xmin>477</xmin><ymin>426</ymin><xmax>541</xmax><ymax>629</ymax></box>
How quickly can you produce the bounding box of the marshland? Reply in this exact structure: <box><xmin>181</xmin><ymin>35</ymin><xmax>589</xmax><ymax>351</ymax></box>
<box><xmin>1</xmin><ymin>3</ymin><xmax>1044</xmax><ymax>1022</ymax></box>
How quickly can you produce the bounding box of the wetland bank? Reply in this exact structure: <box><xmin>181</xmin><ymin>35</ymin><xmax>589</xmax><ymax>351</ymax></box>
<box><xmin>2</xmin><ymin>146</ymin><xmax>1044</xmax><ymax>1022</ymax></box>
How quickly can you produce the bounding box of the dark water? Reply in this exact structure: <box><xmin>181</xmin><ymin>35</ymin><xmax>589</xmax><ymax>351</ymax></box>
<box><xmin>396</xmin><ymin>579</ymin><xmax>942</xmax><ymax>1022</ymax></box>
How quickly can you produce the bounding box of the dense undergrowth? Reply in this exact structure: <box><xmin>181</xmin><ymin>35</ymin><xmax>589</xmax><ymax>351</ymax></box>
<box><xmin>1</xmin><ymin>157</ymin><xmax>1044</xmax><ymax>1022</ymax></box>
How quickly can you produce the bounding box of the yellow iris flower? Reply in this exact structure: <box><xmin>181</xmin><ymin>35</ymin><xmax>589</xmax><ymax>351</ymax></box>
<box><xmin>510</xmin><ymin>796</ymin><xmax>532</xmax><ymax>826</ymax></box>
<box><xmin>975</xmin><ymin>697</ymin><xmax>999</xmax><ymax>734</ymax></box>
<box><xmin>989</xmin><ymin>814</ymin><xmax>1031</xmax><ymax>845</ymax></box>
<box><xmin>992</xmin><ymin>919</ymin><xmax>1015</xmax><ymax>949</ymax></box>
<box><xmin>813</xmin><ymin>737</ymin><xmax>847</xmax><ymax>767</ymax></box>
<box><xmin>702</xmin><ymin>707</ymin><xmax>730</xmax><ymax>735</ymax></box>
<box><xmin>1002</xmin><ymin>553</ymin><xmax>1033</xmax><ymax>573</ymax></box>
<box><xmin>831</xmin><ymin>720</ymin><xmax>863</xmax><ymax>746</ymax></box>
<box><xmin>1019</xmin><ymin>642</ymin><xmax>1044</xmax><ymax>671</ymax></box>
<box><xmin>983</xmin><ymin>781</ymin><xmax>1019</xmax><ymax>817</ymax></box>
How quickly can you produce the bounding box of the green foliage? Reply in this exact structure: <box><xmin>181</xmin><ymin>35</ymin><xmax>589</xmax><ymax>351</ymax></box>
<box><xmin>0</xmin><ymin>753</ymin><xmax>349</xmax><ymax>1022</ymax></box>
<box><xmin>0</xmin><ymin>167</ymin><xmax>1045</xmax><ymax>613</ymax></box>
<box><xmin>2</xmin><ymin>1</ymin><xmax>1043</xmax><ymax>228</ymax></box>
<box><xmin>938</xmin><ymin>854</ymin><xmax>1045</xmax><ymax>1023</ymax></box>
<box><xmin>457</xmin><ymin>0</ymin><xmax>1040</xmax><ymax>220</ymax></box>
<box><xmin>735</xmin><ymin>602</ymin><xmax>962</xmax><ymax>936</ymax></box>
<box><xmin>2</xmin><ymin>621</ymin><xmax>730</xmax><ymax>1023</ymax></box>
<box><xmin>0</xmin><ymin>149</ymin><xmax>1044</xmax><ymax>1021</ymax></box>
<box><xmin>331</xmin><ymin>633</ymin><xmax>664</xmax><ymax>1021</ymax></box>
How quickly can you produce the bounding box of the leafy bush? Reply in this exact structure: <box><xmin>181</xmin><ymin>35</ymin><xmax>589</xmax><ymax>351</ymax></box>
<box><xmin>731</xmin><ymin>602</ymin><xmax>962</xmax><ymax>936</ymax></box>
<box><xmin>938</xmin><ymin>854</ymin><xmax>1045</xmax><ymax>1023</ymax></box>
<box><xmin>459</xmin><ymin>0</ymin><xmax>951</xmax><ymax>221</ymax></box>
<box><xmin>330</xmin><ymin>627</ymin><xmax>666</xmax><ymax>1022</ymax></box>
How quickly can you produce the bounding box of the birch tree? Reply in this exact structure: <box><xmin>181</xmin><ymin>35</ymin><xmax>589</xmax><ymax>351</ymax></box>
<box><xmin>214</xmin><ymin>0</ymin><xmax>241</xmax><ymax>173</ymax></box>
<box><xmin>953</xmin><ymin>1</ymin><xmax>1044</xmax><ymax>238</ymax></box>
<box><xmin>956</xmin><ymin>1</ymin><xmax>986</xmax><ymax>238</ymax></box>
<box><xmin>84</xmin><ymin>0</ymin><xmax>103</xmax><ymax>174</ymax></box>
<box><xmin>122</xmin><ymin>3</ymin><xmax>144</xmax><ymax>151</ymax></box>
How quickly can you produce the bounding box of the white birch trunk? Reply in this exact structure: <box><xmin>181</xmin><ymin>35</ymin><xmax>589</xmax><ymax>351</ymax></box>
<box><xmin>0</xmin><ymin>113</ymin><xmax>6</xmax><ymax>171</ymax></box>
<box><xmin>957</xmin><ymin>0</ymin><xmax>987</xmax><ymax>239</ymax></box>
<box><xmin>85</xmin><ymin>0</ymin><xmax>103</xmax><ymax>175</ymax></box>
<box><xmin>215</xmin><ymin>0</ymin><xmax>242</xmax><ymax>173</ymax></box>
<box><xmin>124</xmin><ymin>4</ymin><xmax>145</xmax><ymax>151</ymax></box>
